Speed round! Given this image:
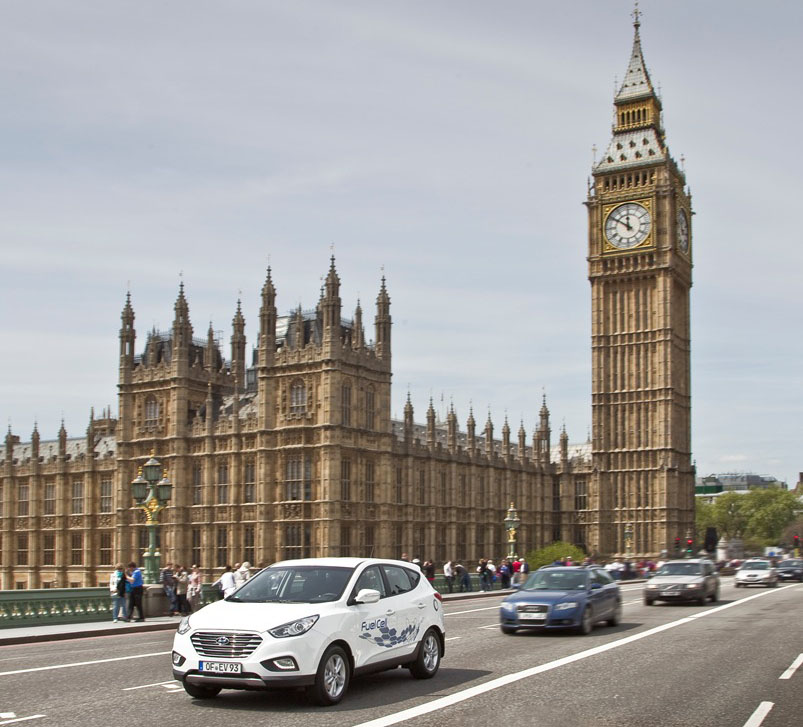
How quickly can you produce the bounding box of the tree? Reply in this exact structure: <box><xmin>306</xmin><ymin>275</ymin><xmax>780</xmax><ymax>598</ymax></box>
<box><xmin>741</xmin><ymin>488</ymin><xmax>800</xmax><ymax>545</ymax></box>
<box><xmin>525</xmin><ymin>541</ymin><xmax>587</xmax><ymax>570</ymax></box>
<box><xmin>709</xmin><ymin>492</ymin><xmax>748</xmax><ymax>540</ymax></box>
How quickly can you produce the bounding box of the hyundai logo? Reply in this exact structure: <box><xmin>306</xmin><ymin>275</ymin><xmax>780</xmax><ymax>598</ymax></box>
<box><xmin>216</xmin><ymin>636</ymin><xmax>231</xmax><ymax>646</ymax></box>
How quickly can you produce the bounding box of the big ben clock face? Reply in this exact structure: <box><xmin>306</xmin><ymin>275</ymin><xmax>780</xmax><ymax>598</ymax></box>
<box><xmin>604</xmin><ymin>202</ymin><xmax>652</xmax><ymax>249</ymax></box>
<box><xmin>677</xmin><ymin>208</ymin><xmax>689</xmax><ymax>253</ymax></box>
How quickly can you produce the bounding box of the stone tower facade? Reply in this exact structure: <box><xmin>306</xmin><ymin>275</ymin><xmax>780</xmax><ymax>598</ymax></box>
<box><xmin>585</xmin><ymin>12</ymin><xmax>695</xmax><ymax>556</ymax></box>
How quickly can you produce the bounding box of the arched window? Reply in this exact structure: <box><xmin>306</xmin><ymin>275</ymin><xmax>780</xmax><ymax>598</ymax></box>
<box><xmin>290</xmin><ymin>380</ymin><xmax>306</xmax><ymax>414</ymax></box>
<box><xmin>144</xmin><ymin>397</ymin><xmax>159</xmax><ymax>427</ymax></box>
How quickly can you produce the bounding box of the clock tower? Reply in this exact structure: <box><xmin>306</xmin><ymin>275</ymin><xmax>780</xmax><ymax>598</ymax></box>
<box><xmin>586</xmin><ymin>10</ymin><xmax>695</xmax><ymax>557</ymax></box>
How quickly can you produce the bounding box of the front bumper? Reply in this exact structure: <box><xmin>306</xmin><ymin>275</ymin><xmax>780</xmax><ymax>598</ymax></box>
<box><xmin>735</xmin><ymin>576</ymin><xmax>774</xmax><ymax>586</ymax></box>
<box><xmin>645</xmin><ymin>585</ymin><xmax>704</xmax><ymax>601</ymax></box>
<box><xmin>500</xmin><ymin>605</ymin><xmax>581</xmax><ymax>629</ymax></box>
<box><xmin>173</xmin><ymin>667</ymin><xmax>314</xmax><ymax>690</ymax></box>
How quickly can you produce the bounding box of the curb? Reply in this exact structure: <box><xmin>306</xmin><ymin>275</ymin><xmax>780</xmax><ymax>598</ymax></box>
<box><xmin>0</xmin><ymin>621</ymin><xmax>179</xmax><ymax>646</ymax></box>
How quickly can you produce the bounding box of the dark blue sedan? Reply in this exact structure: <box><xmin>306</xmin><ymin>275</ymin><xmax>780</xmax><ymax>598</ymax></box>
<box><xmin>499</xmin><ymin>566</ymin><xmax>621</xmax><ymax>635</ymax></box>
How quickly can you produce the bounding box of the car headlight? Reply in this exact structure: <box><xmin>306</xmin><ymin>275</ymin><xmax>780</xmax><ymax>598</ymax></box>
<box><xmin>268</xmin><ymin>615</ymin><xmax>319</xmax><ymax>638</ymax></box>
<box><xmin>684</xmin><ymin>583</ymin><xmax>700</xmax><ymax>589</ymax></box>
<box><xmin>501</xmin><ymin>602</ymin><xmax>516</xmax><ymax>612</ymax></box>
<box><xmin>177</xmin><ymin>616</ymin><xmax>192</xmax><ymax>634</ymax></box>
<box><xmin>646</xmin><ymin>584</ymin><xmax>659</xmax><ymax>589</ymax></box>
<box><xmin>554</xmin><ymin>601</ymin><xmax>579</xmax><ymax>611</ymax></box>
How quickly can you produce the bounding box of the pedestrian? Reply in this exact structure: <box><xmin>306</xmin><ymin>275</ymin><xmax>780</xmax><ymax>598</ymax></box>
<box><xmin>234</xmin><ymin>561</ymin><xmax>252</xmax><ymax>588</ymax></box>
<box><xmin>478</xmin><ymin>559</ymin><xmax>491</xmax><ymax>591</ymax></box>
<box><xmin>455</xmin><ymin>562</ymin><xmax>471</xmax><ymax>592</ymax></box>
<box><xmin>188</xmin><ymin>565</ymin><xmax>202</xmax><ymax>612</ymax></box>
<box><xmin>412</xmin><ymin>558</ymin><xmax>422</xmax><ymax>570</ymax></box>
<box><xmin>400</xmin><ymin>553</ymin><xmax>410</xmax><ymax>562</ymax></box>
<box><xmin>213</xmin><ymin>565</ymin><xmax>237</xmax><ymax>598</ymax></box>
<box><xmin>499</xmin><ymin>560</ymin><xmax>511</xmax><ymax>589</ymax></box>
<box><xmin>443</xmin><ymin>560</ymin><xmax>455</xmax><ymax>593</ymax></box>
<box><xmin>174</xmin><ymin>565</ymin><xmax>190</xmax><ymax>615</ymax></box>
<box><xmin>127</xmin><ymin>561</ymin><xmax>145</xmax><ymax>621</ymax></box>
<box><xmin>109</xmin><ymin>563</ymin><xmax>128</xmax><ymax>622</ymax></box>
<box><xmin>422</xmin><ymin>560</ymin><xmax>435</xmax><ymax>583</ymax></box>
<box><xmin>160</xmin><ymin>562</ymin><xmax>178</xmax><ymax>615</ymax></box>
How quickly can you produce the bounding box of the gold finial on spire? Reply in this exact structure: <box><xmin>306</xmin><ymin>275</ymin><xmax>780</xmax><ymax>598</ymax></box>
<box><xmin>632</xmin><ymin>1</ymin><xmax>641</xmax><ymax>29</ymax></box>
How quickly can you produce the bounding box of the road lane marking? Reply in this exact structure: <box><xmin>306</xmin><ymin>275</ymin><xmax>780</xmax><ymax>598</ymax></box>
<box><xmin>743</xmin><ymin>701</ymin><xmax>774</xmax><ymax>727</ymax></box>
<box><xmin>353</xmin><ymin>585</ymin><xmax>796</xmax><ymax>727</ymax></box>
<box><xmin>0</xmin><ymin>651</ymin><xmax>170</xmax><ymax>677</ymax></box>
<box><xmin>779</xmin><ymin>653</ymin><xmax>803</xmax><ymax>680</ymax></box>
<box><xmin>0</xmin><ymin>717</ymin><xmax>45</xmax><ymax>726</ymax></box>
<box><xmin>445</xmin><ymin>605</ymin><xmax>499</xmax><ymax>616</ymax></box>
<box><xmin>123</xmin><ymin>680</ymin><xmax>179</xmax><ymax>691</ymax></box>
<box><xmin>444</xmin><ymin>637</ymin><xmax>461</xmax><ymax>642</ymax></box>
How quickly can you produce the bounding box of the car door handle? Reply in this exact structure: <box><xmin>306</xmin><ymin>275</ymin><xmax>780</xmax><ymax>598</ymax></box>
<box><xmin>417</xmin><ymin>602</ymin><xmax>426</xmax><ymax>609</ymax></box>
<box><xmin>385</xmin><ymin>609</ymin><xmax>395</xmax><ymax>616</ymax></box>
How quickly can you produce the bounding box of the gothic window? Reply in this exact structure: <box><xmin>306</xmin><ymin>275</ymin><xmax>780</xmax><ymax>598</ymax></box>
<box><xmin>418</xmin><ymin>470</ymin><xmax>426</xmax><ymax>504</ymax></box>
<box><xmin>364</xmin><ymin>461</ymin><xmax>375</xmax><ymax>502</ymax></box>
<box><xmin>365</xmin><ymin>388</ymin><xmax>375</xmax><ymax>430</ymax></box>
<box><xmin>71</xmin><ymin>481</ymin><xmax>84</xmax><ymax>514</ymax></box>
<box><xmin>192</xmin><ymin>463</ymin><xmax>203</xmax><ymax>505</ymax></box>
<box><xmin>341</xmin><ymin>459</ymin><xmax>351</xmax><ymax>501</ymax></box>
<box><xmin>191</xmin><ymin>528</ymin><xmax>201</xmax><ymax>566</ymax></box>
<box><xmin>42</xmin><ymin>532</ymin><xmax>55</xmax><ymax>565</ymax></box>
<box><xmin>459</xmin><ymin>474</ymin><xmax>467</xmax><ymax>503</ymax></box>
<box><xmin>574</xmin><ymin>480</ymin><xmax>588</xmax><ymax>511</ymax></box>
<box><xmin>364</xmin><ymin>525</ymin><xmax>375</xmax><ymax>555</ymax></box>
<box><xmin>395</xmin><ymin>466</ymin><xmax>403</xmax><ymax>503</ymax></box>
<box><xmin>17</xmin><ymin>483</ymin><xmax>29</xmax><ymax>516</ymax></box>
<box><xmin>216</xmin><ymin>462</ymin><xmax>229</xmax><ymax>504</ymax></box>
<box><xmin>284</xmin><ymin>524</ymin><xmax>311</xmax><ymax>559</ymax></box>
<box><xmin>394</xmin><ymin>524</ymin><xmax>403</xmax><ymax>558</ymax></box>
<box><xmin>71</xmin><ymin>532</ymin><xmax>83</xmax><ymax>565</ymax></box>
<box><xmin>99</xmin><ymin>479</ymin><xmax>113</xmax><ymax>513</ymax></box>
<box><xmin>285</xmin><ymin>458</ymin><xmax>302</xmax><ymax>501</ymax></box>
<box><xmin>144</xmin><ymin>397</ymin><xmax>159</xmax><ymax>427</ymax></box>
<box><xmin>99</xmin><ymin>532</ymin><xmax>112</xmax><ymax>565</ymax></box>
<box><xmin>340</xmin><ymin>525</ymin><xmax>351</xmax><ymax>557</ymax></box>
<box><xmin>16</xmin><ymin>533</ymin><xmax>28</xmax><ymax>566</ymax></box>
<box><xmin>439</xmin><ymin>472</ymin><xmax>447</xmax><ymax>507</ymax></box>
<box><xmin>341</xmin><ymin>384</ymin><xmax>352</xmax><ymax>426</ymax></box>
<box><xmin>290</xmin><ymin>380</ymin><xmax>306</xmax><ymax>414</ymax></box>
<box><xmin>216</xmin><ymin>527</ymin><xmax>228</xmax><ymax>567</ymax></box>
<box><xmin>244</xmin><ymin>460</ymin><xmax>256</xmax><ymax>503</ymax></box>
<box><xmin>244</xmin><ymin>526</ymin><xmax>255</xmax><ymax>565</ymax></box>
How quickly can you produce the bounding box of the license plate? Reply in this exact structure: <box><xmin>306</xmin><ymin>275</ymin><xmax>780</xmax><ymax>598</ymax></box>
<box><xmin>659</xmin><ymin>591</ymin><xmax>677</xmax><ymax>596</ymax></box>
<box><xmin>519</xmin><ymin>612</ymin><xmax>546</xmax><ymax>620</ymax></box>
<box><xmin>199</xmin><ymin>661</ymin><xmax>242</xmax><ymax>674</ymax></box>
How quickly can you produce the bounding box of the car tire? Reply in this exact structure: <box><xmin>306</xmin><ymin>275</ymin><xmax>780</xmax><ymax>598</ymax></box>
<box><xmin>644</xmin><ymin>597</ymin><xmax>654</xmax><ymax>606</ymax></box>
<box><xmin>182</xmin><ymin>681</ymin><xmax>221</xmax><ymax>699</ymax></box>
<box><xmin>710</xmin><ymin>586</ymin><xmax>719</xmax><ymax>603</ymax></box>
<box><xmin>607</xmin><ymin>601</ymin><xmax>622</xmax><ymax>627</ymax></box>
<box><xmin>576</xmin><ymin>607</ymin><xmax>593</xmax><ymax>635</ymax></box>
<box><xmin>309</xmin><ymin>645</ymin><xmax>350</xmax><ymax>706</ymax></box>
<box><xmin>734</xmin><ymin>582</ymin><xmax>741</xmax><ymax>588</ymax></box>
<box><xmin>695</xmin><ymin>594</ymin><xmax>706</xmax><ymax>606</ymax></box>
<box><xmin>500</xmin><ymin>625</ymin><xmax>518</xmax><ymax>635</ymax></box>
<box><xmin>409</xmin><ymin>628</ymin><xmax>441</xmax><ymax>679</ymax></box>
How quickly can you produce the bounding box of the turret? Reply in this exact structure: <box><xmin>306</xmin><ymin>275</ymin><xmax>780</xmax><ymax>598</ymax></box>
<box><xmin>119</xmin><ymin>292</ymin><xmax>135</xmax><ymax>368</ymax></box>
<box><xmin>447</xmin><ymin>404</ymin><xmax>458</xmax><ymax>454</ymax></box>
<box><xmin>502</xmin><ymin>416</ymin><xmax>511</xmax><ymax>459</ymax></box>
<box><xmin>205</xmin><ymin>382</ymin><xmax>215</xmax><ymax>436</ymax></box>
<box><xmin>517</xmin><ymin>421</ymin><xmax>527</xmax><ymax>463</ymax></box>
<box><xmin>560</xmin><ymin>425</ymin><xmax>569</xmax><ymax>465</ymax></box>
<box><xmin>322</xmin><ymin>257</ymin><xmax>341</xmax><ymax>348</ymax></box>
<box><xmin>374</xmin><ymin>276</ymin><xmax>391</xmax><ymax>361</ymax></box>
<box><xmin>171</xmin><ymin>282</ymin><xmax>193</xmax><ymax>379</ymax></box>
<box><xmin>58</xmin><ymin>420</ymin><xmax>67</xmax><ymax>459</ymax></box>
<box><xmin>31</xmin><ymin>423</ymin><xmax>40</xmax><ymax>461</ymax></box>
<box><xmin>484</xmin><ymin>412</ymin><xmax>494</xmax><ymax>458</ymax></box>
<box><xmin>293</xmin><ymin>305</ymin><xmax>305</xmax><ymax>349</ymax></box>
<box><xmin>205</xmin><ymin>323</ymin><xmax>216</xmax><ymax>371</ymax></box>
<box><xmin>257</xmin><ymin>267</ymin><xmax>277</xmax><ymax>429</ymax></box>
<box><xmin>403</xmin><ymin>392</ymin><xmax>414</xmax><ymax>444</ymax></box>
<box><xmin>426</xmin><ymin>398</ymin><xmax>436</xmax><ymax>450</ymax></box>
<box><xmin>231</xmin><ymin>300</ymin><xmax>246</xmax><ymax>392</ymax></box>
<box><xmin>5</xmin><ymin>426</ymin><xmax>14</xmax><ymax>463</ymax></box>
<box><xmin>466</xmin><ymin>408</ymin><xmax>476</xmax><ymax>456</ymax></box>
<box><xmin>352</xmin><ymin>300</ymin><xmax>365</xmax><ymax>350</ymax></box>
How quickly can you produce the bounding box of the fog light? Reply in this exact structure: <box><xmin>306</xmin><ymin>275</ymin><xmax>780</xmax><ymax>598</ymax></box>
<box><xmin>172</xmin><ymin>651</ymin><xmax>186</xmax><ymax>667</ymax></box>
<box><xmin>262</xmin><ymin>656</ymin><xmax>299</xmax><ymax>672</ymax></box>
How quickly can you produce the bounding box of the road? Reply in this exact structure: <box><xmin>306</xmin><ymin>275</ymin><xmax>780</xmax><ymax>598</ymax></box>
<box><xmin>0</xmin><ymin>578</ymin><xmax>800</xmax><ymax>727</ymax></box>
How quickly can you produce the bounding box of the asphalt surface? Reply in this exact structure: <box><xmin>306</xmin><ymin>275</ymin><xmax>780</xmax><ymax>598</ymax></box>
<box><xmin>0</xmin><ymin>578</ymin><xmax>800</xmax><ymax>727</ymax></box>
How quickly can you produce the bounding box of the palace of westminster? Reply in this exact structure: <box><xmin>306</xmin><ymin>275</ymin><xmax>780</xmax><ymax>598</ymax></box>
<box><xmin>0</xmin><ymin>14</ymin><xmax>696</xmax><ymax>588</ymax></box>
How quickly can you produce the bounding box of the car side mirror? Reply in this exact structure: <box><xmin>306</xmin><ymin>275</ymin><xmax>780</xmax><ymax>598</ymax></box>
<box><xmin>354</xmin><ymin>588</ymin><xmax>381</xmax><ymax>604</ymax></box>
<box><xmin>590</xmin><ymin>582</ymin><xmax>603</xmax><ymax>590</ymax></box>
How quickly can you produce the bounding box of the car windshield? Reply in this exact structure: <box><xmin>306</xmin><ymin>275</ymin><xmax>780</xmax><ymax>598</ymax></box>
<box><xmin>741</xmin><ymin>562</ymin><xmax>769</xmax><ymax>571</ymax></box>
<box><xmin>523</xmin><ymin>571</ymin><xmax>588</xmax><ymax>591</ymax></box>
<box><xmin>779</xmin><ymin>561</ymin><xmax>802</xmax><ymax>568</ymax></box>
<box><xmin>227</xmin><ymin>565</ymin><xmax>353</xmax><ymax>603</ymax></box>
<box><xmin>656</xmin><ymin>563</ymin><xmax>702</xmax><ymax>576</ymax></box>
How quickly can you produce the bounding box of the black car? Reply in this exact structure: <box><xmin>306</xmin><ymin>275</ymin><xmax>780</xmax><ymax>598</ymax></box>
<box><xmin>777</xmin><ymin>559</ymin><xmax>803</xmax><ymax>582</ymax></box>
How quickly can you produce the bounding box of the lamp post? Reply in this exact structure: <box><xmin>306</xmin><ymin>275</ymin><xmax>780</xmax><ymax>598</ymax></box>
<box><xmin>624</xmin><ymin>522</ymin><xmax>634</xmax><ymax>559</ymax></box>
<box><xmin>503</xmin><ymin>502</ymin><xmax>521</xmax><ymax>560</ymax></box>
<box><xmin>131</xmin><ymin>453</ymin><xmax>173</xmax><ymax>584</ymax></box>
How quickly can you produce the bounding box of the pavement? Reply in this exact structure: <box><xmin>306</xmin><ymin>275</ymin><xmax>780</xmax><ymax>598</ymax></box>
<box><xmin>0</xmin><ymin>588</ymin><xmax>505</xmax><ymax>646</ymax></box>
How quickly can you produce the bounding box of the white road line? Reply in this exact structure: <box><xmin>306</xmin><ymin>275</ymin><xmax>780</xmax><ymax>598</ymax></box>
<box><xmin>779</xmin><ymin>653</ymin><xmax>803</xmax><ymax>680</ymax></box>
<box><xmin>742</xmin><ymin>701</ymin><xmax>774</xmax><ymax>727</ymax></box>
<box><xmin>352</xmin><ymin>585</ymin><xmax>795</xmax><ymax>727</ymax></box>
<box><xmin>0</xmin><ymin>651</ymin><xmax>170</xmax><ymax>677</ymax></box>
<box><xmin>478</xmin><ymin>624</ymin><xmax>498</xmax><ymax>631</ymax></box>
<box><xmin>445</xmin><ymin>605</ymin><xmax>499</xmax><ymax>616</ymax></box>
<box><xmin>444</xmin><ymin>637</ymin><xmax>461</xmax><ymax>642</ymax></box>
<box><xmin>122</xmin><ymin>680</ymin><xmax>179</xmax><ymax>691</ymax></box>
<box><xmin>0</xmin><ymin>717</ymin><xmax>45</xmax><ymax>726</ymax></box>
<box><xmin>0</xmin><ymin>716</ymin><xmax>14</xmax><ymax>720</ymax></box>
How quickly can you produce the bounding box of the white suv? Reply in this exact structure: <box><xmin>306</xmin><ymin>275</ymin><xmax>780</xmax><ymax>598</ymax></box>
<box><xmin>172</xmin><ymin>557</ymin><xmax>445</xmax><ymax>705</ymax></box>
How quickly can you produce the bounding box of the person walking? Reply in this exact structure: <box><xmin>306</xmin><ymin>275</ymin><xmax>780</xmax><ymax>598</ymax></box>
<box><xmin>109</xmin><ymin>564</ymin><xmax>128</xmax><ymax>622</ymax></box>
<box><xmin>174</xmin><ymin>565</ymin><xmax>190</xmax><ymax>615</ymax></box>
<box><xmin>213</xmin><ymin>565</ymin><xmax>237</xmax><ymax>598</ymax></box>
<box><xmin>443</xmin><ymin>560</ymin><xmax>454</xmax><ymax>593</ymax></box>
<box><xmin>455</xmin><ymin>562</ymin><xmax>471</xmax><ymax>592</ymax></box>
<box><xmin>127</xmin><ymin>562</ymin><xmax>145</xmax><ymax>621</ymax></box>
<box><xmin>160</xmin><ymin>562</ymin><xmax>178</xmax><ymax>615</ymax></box>
<box><xmin>187</xmin><ymin>565</ymin><xmax>202</xmax><ymax>612</ymax></box>
<box><xmin>422</xmin><ymin>559</ymin><xmax>435</xmax><ymax>584</ymax></box>
<box><xmin>234</xmin><ymin>561</ymin><xmax>252</xmax><ymax>588</ymax></box>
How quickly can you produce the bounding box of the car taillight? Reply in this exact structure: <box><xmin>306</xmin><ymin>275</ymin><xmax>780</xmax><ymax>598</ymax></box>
<box><xmin>434</xmin><ymin>592</ymin><xmax>443</xmax><ymax>602</ymax></box>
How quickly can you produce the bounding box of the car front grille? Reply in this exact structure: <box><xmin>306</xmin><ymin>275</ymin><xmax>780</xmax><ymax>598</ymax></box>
<box><xmin>517</xmin><ymin>604</ymin><xmax>548</xmax><ymax>614</ymax></box>
<box><xmin>191</xmin><ymin>631</ymin><xmax>263</xmax><ymax>659</ymax></box>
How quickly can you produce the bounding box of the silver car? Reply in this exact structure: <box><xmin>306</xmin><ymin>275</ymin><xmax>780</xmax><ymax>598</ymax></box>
<box><xmin>644</xmin><ymin>559</ymin><xmax>719</xmax><ymax>606</ymax></box>
<box><xmin>734</xmin><ymin>559</ymin><xmax>778</xmax><ymax>588</ymax></box>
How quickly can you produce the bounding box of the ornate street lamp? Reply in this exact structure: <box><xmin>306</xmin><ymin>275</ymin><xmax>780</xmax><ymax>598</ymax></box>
<box><xmin>131</xmin><ymin>452</ymin><xmax>173</xmax><ymax>584</ymax></box>
<box><xmin>624</xmin><ymin>522</ymin><xmax>634</xmax><ymax>559</ymax></box>
<box><xmin>503</xmin><ymin>502</ymin><xmax>521</xmax><ymax>560</ymax></box>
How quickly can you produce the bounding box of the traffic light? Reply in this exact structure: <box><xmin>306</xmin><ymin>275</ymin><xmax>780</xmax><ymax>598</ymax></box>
<box><xmin>686</xmin><ymin>538</ymin><xmax>694</xmax><ymax>554</ymax></box>
<box><xmin>794</xmin><ymin>534</ymin><xmax>800</xmax><ymax>550</ymax></box>
<box><xmin>674</xmin><ymin>537</ymin><xmax>681</xmax><ymax>553</ymax></box>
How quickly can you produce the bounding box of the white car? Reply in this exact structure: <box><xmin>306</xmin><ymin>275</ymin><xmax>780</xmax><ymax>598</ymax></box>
<box><xmin>171</xmin><ymin>557</ymin><xmax>445</xmax><ymax>705</ymax></box>
<box><xmin>734</xmin><ymin>559</ymin><xmax>778</xmax><ymax>588</ymax></box>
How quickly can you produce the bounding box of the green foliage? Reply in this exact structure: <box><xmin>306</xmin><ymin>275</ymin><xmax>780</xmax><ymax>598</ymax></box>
<box><xmin>525</xmin><ymin>541</ymin><xmax>587</xmax><ymax>570</ymax></box>
<box><xmin>695</xmin><ymin>487</ymin><xmax>801</xmax><ymax>546</ymax></box>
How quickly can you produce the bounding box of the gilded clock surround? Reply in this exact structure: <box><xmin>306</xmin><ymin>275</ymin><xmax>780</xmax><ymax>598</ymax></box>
<box><xmin>602</xmin><ymin>198</ymin><xmax>654</xmax><ymax>253</ymax></box>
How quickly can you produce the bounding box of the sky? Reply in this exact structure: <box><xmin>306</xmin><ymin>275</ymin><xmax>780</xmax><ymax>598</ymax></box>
<box><xmin>1</xmin><ymin>1</ymin><xmax>801</xmax><ymax>485</ymax></box>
